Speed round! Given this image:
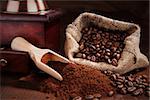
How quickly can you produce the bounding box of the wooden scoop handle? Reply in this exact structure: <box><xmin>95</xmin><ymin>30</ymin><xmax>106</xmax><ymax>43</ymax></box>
<box><xmin>11</xmin><ymin>37</ymin><xmax>35</xmax><ymax>53</ymax></box>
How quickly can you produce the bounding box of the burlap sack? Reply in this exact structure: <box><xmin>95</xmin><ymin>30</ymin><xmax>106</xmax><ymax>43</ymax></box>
<box><xmin>64</xmin><ymin>12</ymin><xmax>149</xmax><ymax>74</ymax></box>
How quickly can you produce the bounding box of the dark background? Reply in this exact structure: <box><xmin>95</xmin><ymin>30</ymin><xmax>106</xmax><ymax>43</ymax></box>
<box><xmin>0</xmin><ymin>1</ymin><xmax>149</xmax><ymax>57</ymax></box>
<box><xmin>0</xmin><ymin>0</ymin><xmax>149</xmax><ymax>57</ymax></box>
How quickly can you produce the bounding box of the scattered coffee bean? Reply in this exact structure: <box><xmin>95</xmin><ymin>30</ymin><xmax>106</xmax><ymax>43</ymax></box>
<box><xmin>110</xmin><ymin>74</ymin><xmax>117</xmax><ymax>80</ymax></box>
<box><xmin>103</xmin><ymin>70</ymin><xmax>149</xmax><ymax>97</ymax></box>
<box><xmin>93</xmin><ymin>93</ymin><xmax>102</xmax><ymax>99</ymax></box>
<box><xmin>132</xmin><ymin>88</ymin><xmax>143</xmax><ymax>96</ymax></box>
<box><xmin>127</xmin><ymin>87</ymin><xmax>136</xmax><ymax>93</ymax></box>
<box><xmin>111</xmin><ymin>82</ymin><xmax>117</xmax><ymax>87</ymax></box>
<box><xmin>142</xmin><ymin>83</ymin><xmax>148</xmax><ymax>87</ymax></box>
<box><xmin>120</xmin><ymin>87</ymin><xmax>127</xmax><ymax>94</ymax></box>
<box><xmin>108</xmin><ymin>91</ymin><xmax>114</xmax><ymax>97</ymax></box>
<box><xmin>73</xmin><ymin>96</ymin><xmax>82</xmax><ymax>100</ymax></box>
<box><xmin>146</xmin><ymin>87</ymin><xmax>150</xmax><ymax>91</ymax></box>
<box><xmin>116</xmin><ymin>81</ymin><xmax>122</xmax><ymax>85</ymax></box>
<box><xmin>85</xmin><ymin>95</ymin><xmax>94</xmax><ymax>100</ymax></box>
<box><xmin>145</xmin><ymin>91</ymin><xmax>150</xmax><ymax>97</ymax></box>
<box><xmin>142</xmin><ymin>75</ymin><xmax>148</xmax><ymax>79</ymax></box>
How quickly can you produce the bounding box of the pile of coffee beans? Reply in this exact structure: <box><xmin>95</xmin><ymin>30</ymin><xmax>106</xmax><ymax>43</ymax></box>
<box><xmin>103</xmin><ymin>70</ymin><xmax>150</xmax><ymax>96</ymax></box>
<box><xmin>74</xmin><ymin>25</ymin><xmax>127</xmax><ymax>66</ymax></box>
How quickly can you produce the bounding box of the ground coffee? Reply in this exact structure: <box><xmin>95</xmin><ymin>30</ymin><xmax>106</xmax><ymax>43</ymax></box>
<box><xmin>40</xmin><ymin>62</ymin><xmax>114</xmax><ymax>100</ymax></box>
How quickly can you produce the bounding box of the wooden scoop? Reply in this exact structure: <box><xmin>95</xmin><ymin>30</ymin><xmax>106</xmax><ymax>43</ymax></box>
<box><xmin>11</xmin><ymin>37</ymin><xmax>70</xmax><ymax>81</ymax></box>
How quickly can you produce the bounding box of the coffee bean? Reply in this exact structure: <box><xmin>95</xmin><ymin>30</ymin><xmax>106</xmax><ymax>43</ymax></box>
<box><xmin>103</xmin><ymin>70</ymin><xmax>108</xmax><ymax>74</ymax></box>
<box><xmin>118</xmin><ymin>76</ymin><xmax>125</xmax><ymax>81</ymax></box>
<box><xmin>87</xmin><ymin>56</ymin><xmax>91</xmax><ymax>60</ymax></box>
<box><xmin>82</xmin><ymin>54</ymin><xmax>86</xmax><ymax>58</ymax></box>
<box><xmin>101</xmin><ymin>45</ymin><xmax>105</xmax><ymax>49</ymax></box>
<box><xmin>142</xmin><ymin>79</ymin><xmax>147</xmax><ymax>82</ymax></box>
<box><xmin>127</xmin><ymin>81</ymin><xmax>134</xmax><ymax>87</ymax></box>
<box><xmin>107</xmin><ymin>42</ymin><xmax>112</xmax><ymax>46</ymax></box>
<box><xmin>127</xmin><ymin>87</ymin><xmax>136</xmax><ymax>93</ymax></box>
<box><xmin>116</xmin><ymin>82</ymin><xmax>122</xmax><ymax>85</ymax></box>
<box><xmin>127</xmin><ymin>76</ymin><xmax>134</xmax><ymax>81</ymax></box>
<box><xmin>117</xmin><ymin>84</ymin><xmax>124</xmax><ymax>88</ymax></box>
<box><xmin>106</xmin><ymin>49</ymin><xmax>110</xmax><ymax>52</ymax></box>
<box><xmin>142</xmin><ymin>75</ymin><xmax>148</xmax><ymax>79</ymax></box>
<box><xmin>145</xmin><ymin>91</ymin><xmax>150</xmax><ymax>97</ymax></box>
<box><xmin>73</xmin><ymin>96</ymin><xmax>82</xmax><ymax>100</ymax></box>
<box><xmin>115</xmin><ymin>73</ymin><xmax>120</xmax><ymax>78</ymax></box>
<box><xmin>116</xmin><ymin>54</ymin><xmax>121</xmax><ymax>60</ymax></box>
<box><xmin>135</xmin><ymin>78</ymin><xmax>142</xmax><ymax>84</ymax></box>
<box><xmin>133</xmin><ymin>82</ymin><xmax>139</xmax><ymax>87</ymax></box>
<box><xmin>113</xmin><ymin>52</ymin><xmax>117</xmax><ymax>57</ymax></box>
<box><xmin>85</xmin><ymin>95</ymin><xmax>94</xmax><ymax>100</ymax></box>
<box><xmin>108</xmin><ymin>91</ymin><xmax>114</xmax><ymax>97</ymax></box>
<box><xmin>142</xmin><ymin>82</ymin><xmax>148</xmax><ymax>87</ymax></box>
<box><xmin>116</xmin><ymin>79</ymin><xmax>124</xmax><ymax>83</ymax></box>
<box><xmin>106</xmin><ymin>52</ymin><xmax>111</xmax><ymax>56</ymax></box>
<box><xmin>96</xmin><ymin>44</ymin><xmax>100</xmax><ymax>48</ymax></box>
<box><xmin>116</xmin><ymin>50</ymin><xmax>120</xmax><ymax>54</ymax></box>
<box><xmin>112</xmin><ymin>58</ymin><xmax>118</xmax><ymax>66</ymax></box>
<box><xmin>111</xmin><ymin>81</ymin><xmax>117</xmax><ymax>87</ymax></box>
<box><xmin>96</xmin><ymin>53</ymin><xmax>101</xmax><ymax>57</ymax></box>
<box><xmin>111</xmin><ymin>47</ymin><xmax>117</xmax><ymax>52</ymax></box>
<box><xmin>93</xmin><ymin>93</ymin><xmax>102</xmax><ymax>99</ymax></box>
<box><xmin>106</xmin><ymin>70</ymin><xmax>113</xmax><ymax>76</ymax></box>
<box><xmin>79</xmin><ymin>44</ymin><xmax>84</xmax><ymax>50</ymax></box>
<box><xmin>97</xmin><ymin>48</ymin><xmax>100</xmax><ymax>51</ymax></box>
<box><xmin>85</xmin><ymin>28</ymin><xmax>88</xmax><ymax>31</ymax></box>
<box><xmin>93</xmin><ymin>98</ymin><xmax>99</xmax><ymax>100</ymax></box>
<box><xmin>90</xmin><ymin>45</ymin><xmax>96</xmax><ymax>49</ymax></box>
<box><xmin>132</xmin><ymin>88</ymin><xmax>143</xmax><ymax>96</ymax></box>
<box><xmin>146</xmin><ymin>87</ymin><xmax>150</xmax><ymax>91</ymax></box>
<box><xmin>120</xmin><ymin>87</ymin><xmax>127</xmax><ymax>94</ymax></box>
<box><xmin>104</xmin><ymin>55</ymin><xmax>109</xmax><ymax>60</ymax></box>
<box><xmin>91</xmin><ymin>55</ymin><xmax>96</xmax><ymax>62</ymax></box>
<box><xmin>107</xmin><ymin>59</ymin><xmax>112</xmax><ymax>64</ymax></box>
<box><xmin>138</xmin><ymin>85</ymin><xmax>145</xmax><ymax>88</ymax></box>
<box><xmin>110</xmin><ymin>74</ymin><xmax>117</xmax><ymax>80</ymax></box>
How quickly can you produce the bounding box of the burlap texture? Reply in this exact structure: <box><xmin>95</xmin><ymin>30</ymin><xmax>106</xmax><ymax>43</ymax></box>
<box><xmin>64</xmin><ymin>12</ymin><xmax>149</xmax><ymax>74</ymax></box>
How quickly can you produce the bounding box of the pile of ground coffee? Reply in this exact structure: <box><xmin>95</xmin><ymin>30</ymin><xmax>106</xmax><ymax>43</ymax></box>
<box><xmin>40</xmin><ymin>62</ymin><xmax>114</xmax><ymax>100</ymax></box>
